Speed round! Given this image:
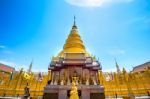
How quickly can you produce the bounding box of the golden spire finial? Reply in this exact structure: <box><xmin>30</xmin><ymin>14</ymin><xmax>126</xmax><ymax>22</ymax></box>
<box><xmin>74</xmin><ymin>15</ymin><xmax>76</xmax><ymax>26</ymax></box>
<box><xmin>72</xmin><ymin>15</ymin><xmax>77</xmax><ymax>29</ymax></box>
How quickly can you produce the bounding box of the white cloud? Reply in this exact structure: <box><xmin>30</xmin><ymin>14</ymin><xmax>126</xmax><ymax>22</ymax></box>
<box><xmin>103</xmin><ymin>68</ymin><xmax>116</xmax><ymax>72</ymax></box>
<box><xmin>65</xmin><ymin>0</ymin><xmax>133</xmax><ymax>7</ymax></box>
<box><xmin>3</xmin><ymin>50</ymin><xmax>14</xmax><ymax>54</ymax></box>
<box><xmin>109</xmin><ymin>49</ymin><xmax>125</xmax><ymax>56</ymax></box>
<box><xmin>0</xmin><ymin>44</ymin><xmax>14</xmax><ymax>54</ymax></box>
<box><xmin>0</xmin><ymin>45</ymin><xmax>5</xmax><ymax>49</ymax></box>
<box><xmin>0</xmin><ymin>60</ymin><xmax>17</xmax><ymax>67</ymax></box>
<box><xmin>125</xmin><ymin>16</ymin><xmax>146</xmax><ymax>25</ymax></box>
<box><xmin>124</xmin><ymin>16</ymin><xmax>150</xmax><ymax>26</ymax></box>
<box><xmin>32</xmin><ymin>69</ymin><xmax>48</xmax><ymax>72</ymax></box>
<box><xmin>0</xmin><ymin>60</ymin><xmax>28</xmax><ymax>71</ymax></box>
<box><xmin>0</xmin><ymin>60</ymin><xmax>47</xmax><ymax>72</ymax></box>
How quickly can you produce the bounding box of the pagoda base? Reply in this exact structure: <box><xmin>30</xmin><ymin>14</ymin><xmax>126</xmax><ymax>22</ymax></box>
<box><xmin>43</xmin><ymin>85</ymin><xmax>105</xmax><ymax>99</ymax></box>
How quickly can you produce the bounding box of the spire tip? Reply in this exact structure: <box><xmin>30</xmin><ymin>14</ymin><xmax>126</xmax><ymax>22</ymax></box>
<box><xmin>74</xmin><ymin>15</ymin><xmax>76</xmax><ymax>26</ymax></box>
<box><xmin>72</xmin><ymin>15</ymin><xmax>77</xmax><ymax>29</ymax></box>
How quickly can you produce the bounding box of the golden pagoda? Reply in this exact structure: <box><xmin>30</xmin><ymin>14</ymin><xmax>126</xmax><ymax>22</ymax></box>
<box><xmin>54</xmin><ymin>17</ymin><xmax>90</xmax><ymax>59</ymax></box>
<box><xmin>43</xmin><ymin>17</ymin><xmax>105</xmax><ymax>99</ymax></box>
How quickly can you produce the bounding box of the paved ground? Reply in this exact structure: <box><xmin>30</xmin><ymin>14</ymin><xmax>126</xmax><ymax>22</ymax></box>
<box><xmin>105</xmin><ymin>96</ymin><xmax>150</xmax><ymax>99</ymax></box>
<box><xmin>135</xmin><ymin>96</ymin><xmax>150</xmax><ymax>99</ymax></box>
<box><xmin>0</xmin><ymin>97</ymin><xmax>21</xmax><ymax>99</ymax></box>
<box><xmin>0</xmin><ymin>96</ymin><xmax>150</xmax><ymax>99</ymax></box>
<box><xmin>0</xmin><ymin>97</ymin><xmax>42</xmax><ymax>99</ymax></box>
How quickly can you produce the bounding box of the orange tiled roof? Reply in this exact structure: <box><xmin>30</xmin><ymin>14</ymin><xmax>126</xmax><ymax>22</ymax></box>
<box><xmin>0</xmin><ymin>63</ymin><xmax>15</xmax><ymax>73</ymax></box>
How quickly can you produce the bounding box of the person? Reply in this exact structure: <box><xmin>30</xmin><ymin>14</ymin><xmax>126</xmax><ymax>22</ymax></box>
<box><xmin>147</xmin><ymin>91</ymin><xmax>150</xmax><ymax>96</ymax></box>
<box><xmin>23</xmin><ymin>83</ymin><xmax>30</xmax><ymax>99</ymax></box>
<box><xmin>115</xmin><ymin>93</ymin><xmax>117</xmax><ymax>98</ymax></box>
<box><xmin>47</xmin><ymin>80</ymin><xmax>51</xmax><ymax>85</ymax></box>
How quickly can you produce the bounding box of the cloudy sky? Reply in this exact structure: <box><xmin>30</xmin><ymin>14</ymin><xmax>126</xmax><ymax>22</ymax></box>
<box><xmin>0</xmin><ymin>0</ymin><xmax>150</xmax><ymax>72</ymax></box>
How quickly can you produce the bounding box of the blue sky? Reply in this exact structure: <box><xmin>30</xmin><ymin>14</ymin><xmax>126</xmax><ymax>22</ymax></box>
<box><xmin>0</xmin><ymin>0</ymin><xmax>150</xmax><ymax>72</ymax></box>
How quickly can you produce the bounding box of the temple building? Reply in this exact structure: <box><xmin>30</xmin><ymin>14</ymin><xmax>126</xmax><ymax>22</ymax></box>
<box><xmin>0</xmin><ymin>63</ymin><xmax>15</xmax><ymax>73</ymax></box>
<box><xmin>43</xmin><ymin>18</ymin><xmax>105</xmax><ymax>99</ymax></box>
<box><xmin>133</xmin><ymin>61</ymin><xmax>150</xmax><ymax>73</ymax></box>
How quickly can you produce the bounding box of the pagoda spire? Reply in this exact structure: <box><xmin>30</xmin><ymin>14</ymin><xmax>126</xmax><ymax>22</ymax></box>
<box><xmin>115</xmin><ymin>59</ymin><xmax>121</xmax><ymax>74</ymax></box>
<box><xmin>28</xmin><ymin>60</ymin><xmax>33</xmax><ymax>73</ymax></box>
<box><xmin>72</xmin><ymin>15</ymin><xmax>77</xmax><ymax>29</ymax></box>
<box><xmin>74</xmin><ymin>16</ymin><xmax>76</xmax><ymax>26</ymax></box>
